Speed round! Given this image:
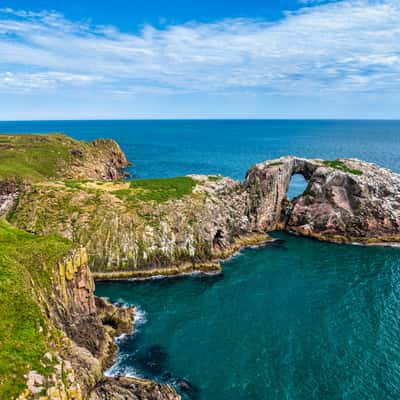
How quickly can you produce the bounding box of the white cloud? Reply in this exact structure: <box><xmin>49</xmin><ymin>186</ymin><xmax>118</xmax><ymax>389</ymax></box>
<box><xmin>0</xmin><ymin>1</ymin><xmax>399</xmax><ymax>95</ymax></box>
<box><xmin>1</xmin><ymin>71</ymin><xmax>102</xmax><ymax>91</ymax></box>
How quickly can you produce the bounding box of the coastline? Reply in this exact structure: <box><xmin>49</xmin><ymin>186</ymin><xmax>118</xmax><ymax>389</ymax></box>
<box><xmin>92</xmin><ymin>233</ymin><xmax>272</xmax><ymax>281</ymax></box>
<box><xmin>286</xmin><ymin>228</ymin><xmax>400</xmax><ymax>247</ymax></box>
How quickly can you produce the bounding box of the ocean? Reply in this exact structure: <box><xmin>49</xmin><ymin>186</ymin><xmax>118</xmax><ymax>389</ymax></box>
<box><xmin>2</xmin><ymin>119</ymin><xmax>400</xmax><ymax>399</ymax></box>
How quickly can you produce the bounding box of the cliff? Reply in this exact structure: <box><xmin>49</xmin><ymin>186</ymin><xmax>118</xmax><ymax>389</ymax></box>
<box><xmin>1</xmin><ymin>133</ymin><xmax>400</xmax><ymax>398</ymax></box>
<box><xmin>10</xmin><ymin>175</ymin><xmax>269</xmax><ymax>278</ymax></box>
<box><xmin>0</xmin><ymin>134</ymin><xmax>129</xmax><ymax>183</ymax></box>
<box><xmin>0</xmin><ymin>220</ymin><xmax>180</xmax><ymax>399</ymax></box>
<box><xmin>245</xmin><ymin>156</ymin><xmax>400</xmax><ymax>243</ymax></box>
<box><xmin>4</xmin><ymin>136</ymin><xmax>400</xmax><ymax>280</ymax></box>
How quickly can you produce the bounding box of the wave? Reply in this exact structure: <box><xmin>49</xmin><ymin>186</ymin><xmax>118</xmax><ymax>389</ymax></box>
<box><xmin>105</xmin><ymin>304</ymin><xmax>148</xmax><ymax>378</ymax></box>
<box><xmin>134</xmin><ymin>304</ymin><xmax>148</xmax><ymax>329</ymax></box>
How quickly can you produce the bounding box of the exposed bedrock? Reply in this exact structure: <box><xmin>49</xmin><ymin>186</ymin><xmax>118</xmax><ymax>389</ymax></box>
<box><xmin>8</xmin><ymin>155</ymin><xmax>400</xmax><ymax>280</ymax></box>
<box><xmin>244</xmin><ymin>157</ymin><xmax>320</xmax><ymax>230</ymax></box>
<box><xmin>245</xmin><ymin>156</ymin><xmax>400</xmax><ymax>243</ymax></box>
<box><xmin>0</xmin><ymin>179</ymin><xmax>18</xmax><ymax>217</ymax></box>
<box><xmin>4</xmin><ymin>132</ymin><xmax>400</xmax><ymax>279</ymax></box>
<box><xmin>90</xmin><ymin>377</ymin><xmax>181</xmax><ymax>400</ymax></box>
<box><xmin>18</xmin><ymin>246</ymin><xmax>180</xmax><ymax>399</ymax></box>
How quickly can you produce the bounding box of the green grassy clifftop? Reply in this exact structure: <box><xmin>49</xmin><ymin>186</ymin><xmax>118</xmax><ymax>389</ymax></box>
<box><xmin>0</xmin><ymin>133</ymin><xmax>129</xmax><ymax>182</ymax></box>
<box><xmin>0</xmin><ymin>220</ymin><xmax>73</xmax><ymax>398</ymax></box>
<box><xmin>0</xmin><ymin>133</ymin><xmax>268</xmax><ymax>278</ymax></box>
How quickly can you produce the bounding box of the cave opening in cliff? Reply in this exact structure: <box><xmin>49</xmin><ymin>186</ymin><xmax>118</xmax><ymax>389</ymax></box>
<box><xmin>213</xmin><ymin>229</ymin><xmax>225</xmax><ymax>249</ymax></box>
<box><xmin>287</xmin><ymin>173</ymin><xmax>308</xmax><ymax>200</ymax></box>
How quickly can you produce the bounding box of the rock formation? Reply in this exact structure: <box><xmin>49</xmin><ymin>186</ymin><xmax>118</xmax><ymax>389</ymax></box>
<box><xmin>2</xmin><ymin>133</ymin><xmax>400</xmax><ymax>399</ymax></box>
<box><xmin>1</xmin><ymin>225</ymin><xmax>180</xmax><ymax>400</ymax></box>
<box><xmin>10</xmin><ymin>175</ymin><xmax>269</xmax><ymax>278</ymax></box>
<box><xmin>5</xmin><ymin>138</ymin><xmax>400</xmax><ymax>281</ymax></box>
<box><xmin>245</xmin><ymin>156</ymin><xmax>400</xmax><ymax>243</ymax></box>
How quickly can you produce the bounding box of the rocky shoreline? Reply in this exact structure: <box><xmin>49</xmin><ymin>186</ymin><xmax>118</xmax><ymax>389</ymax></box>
<box><xmin>1</xmin><ymin>133</ymin><xmax>400</xmax><ymax>399</ymax></box>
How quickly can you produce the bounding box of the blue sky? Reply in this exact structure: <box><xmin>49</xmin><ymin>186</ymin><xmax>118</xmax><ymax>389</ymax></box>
<box><xmin>0</xmin><ymin>0</ymin><xmax>399</xmax><ymax>120</ymax></box>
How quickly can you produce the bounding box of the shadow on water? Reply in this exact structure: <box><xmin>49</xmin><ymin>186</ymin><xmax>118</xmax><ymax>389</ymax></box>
<box><xmin>134</xmin><ymin>344</ymin><xmax>201</xmax><ymax>399</ymax></box>
<box><xmin>136</xmin><ymin>344</ymin><xmax>168</xmax><ymax>375</ymax></box>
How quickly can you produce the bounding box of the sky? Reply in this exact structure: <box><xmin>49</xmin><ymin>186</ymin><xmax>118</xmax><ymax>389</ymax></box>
<box><xmin>0</xmin><ymin>0</ymin><xmax>399</xmax><ymax>120</ymax></box>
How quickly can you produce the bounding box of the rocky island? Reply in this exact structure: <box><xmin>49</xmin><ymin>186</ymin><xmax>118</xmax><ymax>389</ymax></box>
<box><xmin>1</xmin><ymin>133</ymin><xmax>399</xmax><ymax>399</ymax></box>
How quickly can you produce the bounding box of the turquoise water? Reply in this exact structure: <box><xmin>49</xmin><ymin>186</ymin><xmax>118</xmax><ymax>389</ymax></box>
<box><xmin>2</xmin><ymin>120</ymin><xmax>400</xmax><ymax>399</ymax></box>
<box><xmin>96</xmin><ymin>233</ymin><xmax>400</xmax><ymax>399</ymax></box>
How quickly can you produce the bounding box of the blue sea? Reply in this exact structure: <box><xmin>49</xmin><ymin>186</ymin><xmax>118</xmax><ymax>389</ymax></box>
<box><xmin>1</xmin><ymin>120</ymin><xmax>400</xmax><ymax>179</ymax></box>
<box><xmin>2</xmin><ymin>120</ymin><xmax>400</xmax><ymax>399</ymax></box>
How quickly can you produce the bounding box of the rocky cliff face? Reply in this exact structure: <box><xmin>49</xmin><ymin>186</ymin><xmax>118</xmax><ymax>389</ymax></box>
<box><xmin>245</xmin><ymin>156</ymin><xmax>400</xmax><ymax>243</ymax></box>
<box><xmin>0</xmin><ymin>179</ymin><xmax>18</xmax><ymax>217</ymax></box>
<box><xmin>2</xmin><ymin>133</ymin><xmax>400</xmax><ymax>399</ymax></box>
<box><xmin>16</xmin><ymin>246</ymin><xmax>180</xmax><ymax>400</ymax></box>
<box><xmin>10</xmin><ymin>175</ymin><xmax>269</xmax><ymax>278</ymax></box>
<box><xmin>65</xmin><ymin>138</ymin><xmax>130</xmax><ymax>180</ymax></box>
<box><xmin>244</xmin><ymin>157</ymin><xmax>320</xmax><ymax>230</ymax></box>
<box><xmin>8</xmin><ymin>152</ymin><xmax>400</xmax><ymax>278</ymax></box>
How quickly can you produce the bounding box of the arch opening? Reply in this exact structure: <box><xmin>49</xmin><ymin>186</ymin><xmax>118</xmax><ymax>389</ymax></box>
<box><xmin>287</xmin><ymin>173</ymin><xmax>308</xmax><ymax>201</ymax></box>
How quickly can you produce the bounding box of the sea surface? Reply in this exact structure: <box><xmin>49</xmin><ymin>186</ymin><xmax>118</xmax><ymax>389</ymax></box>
<box><xmin>97</xmin><ymin>234</ymin><xmax>400</xmax><ymax>400</ymax></box>
<box><xmin>2</xmin><ymin>120</ymin><xmax>400</xmax><ymax>399</ymax></box>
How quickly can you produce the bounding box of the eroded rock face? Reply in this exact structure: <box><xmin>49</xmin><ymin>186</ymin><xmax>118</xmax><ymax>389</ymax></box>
<box><xmin>287</xmin><ymin>159</ymin><xmax>400</xmax><ymax>242</ymax></box>
<box><xmin>90</xmin><ymin>377</ymin><xmax>181</xmax><ymax>400</ymax></box>
<box><xmin>244</xmin><ymin>157</ymin><xmax>320</xmax><ymax>230</ymax></box>
<box><xmin>66</xmin><ymin>139</ymin><xmax>130</xmax><ymax>180</ymax></box>
<box><xmin>245</xmin><ymin>156</ymin><xmax>400</xmax><ymax>243</ymax></box>
<box><xmin>18</xmin><ymin>247</ymin><xmax>181</xmax><ymax>400</ymax></box>
<box><xmin>0</xmin><ymin>179</ymin><xmax>18</xmax><ymax>216</ymax></box>
<box><xmin>11</xmin><ymin>175</ymin><xmax>269</xmax><ymax>277</ymax></box>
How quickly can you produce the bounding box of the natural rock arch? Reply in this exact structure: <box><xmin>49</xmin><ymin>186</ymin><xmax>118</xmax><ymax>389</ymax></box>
<box><xmin>244</xmin><ymin>157</ymin><xmax>320</xmax><ymax>230</ymax></box>
<box><xmin>245</xmin><ymin>156</ymin><xmax>400</xmax><ymax>243</ymax></box>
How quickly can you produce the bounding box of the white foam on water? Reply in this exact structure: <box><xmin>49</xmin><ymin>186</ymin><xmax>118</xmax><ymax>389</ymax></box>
<box><xmin>134</xmin><ymin>305</ymin><xmax>148</xmax><ymax>329</ymax></box>
<box><xmin>105</xmin><ymin>361</ymin><xmax>142</xmax><ymax>379</ymax></box>
<box><xmin>105</xmin><ymin>305</ymin><xmax>148</xmax><ymax>378</ymax></box>
<box><xmin>115</xmin><ymin>297</ymin><xmax>131</xmax><ymax>307</ymax></box>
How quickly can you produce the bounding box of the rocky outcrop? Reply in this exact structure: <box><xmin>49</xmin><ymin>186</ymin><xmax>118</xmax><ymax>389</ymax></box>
<box><xmin>11</xmin><ymin>175</ymin><xmax>270</xmax><ymax>278</ymax></box>
<box><xmin>245</xmin><ymin>156</ymin><xmax>400</xmax><ymax>243</ymax></box>
<box><xmin>244</xmin><ymin>157</ymin><xmax>320</xmax><ymax>230</ymax></box>
<box><xmin>66</xmin><ymin>139</ymin><xmax>130</xmax><ymax>181</ymax></box>
<box><xmin>90</xmin><ymin>377</ymin><xmax>181</xmax><ymax>400</ymax></box>
<box><xmin>10</xmin><ymin>153</ymin><xmax>400</xmax><ymax>279</ymax></box>
<box><xmin>18</xmin><ymin>246</ymin><xmax>179</xmax><ymax>400</ymax></box>
<box><xmin>0</xmin><ymin>179</ymin><xmax>18</xmax><ymax>216</ymax></box>
<box><xmin>3</xmin><ymin>133</ymin><xmax>400</xmax><ymax>399</ymax></box>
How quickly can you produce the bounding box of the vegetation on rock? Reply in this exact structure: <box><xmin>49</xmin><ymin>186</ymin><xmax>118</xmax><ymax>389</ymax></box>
<box><xmin>0</xmin><ymin>220</ymin><xmax>73</xmax><ymax>399</ymax></box>
<box><xmin>0</xmin><ymin>133</ymin><xmax>128</xmax><ymax>182</ymax></box>
<box><xmin>322</xmin><ymin>159</ymin><xmax>363</xmax><ymax>175</ymax></box>
<box><xmin>114</xmin><ymin>176</ymin><xmax>197</xmax><ymax>204</ymax></box>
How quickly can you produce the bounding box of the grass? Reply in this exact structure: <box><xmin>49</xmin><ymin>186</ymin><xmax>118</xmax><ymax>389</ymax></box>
<box><xmin>0</xmin><ymin>220</ymin><xmax>73</xmax><ymax>399</ymax></box>
<box><xmin>113</xmin><ymin>176</ymin><xmax>197</xmax><ymax>204</ymax></box>
<box><xmin>0</xmin><ymin>133</ymin><xmax>121</xmax><ymax>182</ymax></box>
<box><xmin>64</xmin><ymin>180</ymin><xmax>84</xmax><ymax>190</ymax></box>
<box><xmin>267</xmin><ymin>161</ymin><xmax>284</xmax><ymax>167</ymax></box>
<box><xmin>0</xmin><ymin>134</ymin><xmax>76</xmax><ymax>181</ymax></box>
<box><xmin>322</xmin><ymin>160</ymin><xmax>363</xmax><ymax>176</ymax></box>
<box><xmin>208</xmin><ymin>175</ymin><xmax>222</xmax><ymax>182</ymax></box>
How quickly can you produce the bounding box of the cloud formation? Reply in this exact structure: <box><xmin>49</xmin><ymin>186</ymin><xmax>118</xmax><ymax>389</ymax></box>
<box><xmin>0</xmin><ymin>1</ymin><xmax>399</xmax><ymax>96</ymax></box>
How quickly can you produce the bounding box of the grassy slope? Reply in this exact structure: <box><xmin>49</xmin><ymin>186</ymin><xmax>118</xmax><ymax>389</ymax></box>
<box><xmin>0</xmin><ymin>220</ymin><xmax>73</xmax><ymax>399</ymax></box>
<box><xmin>62</xmin><ymin>177</ymin><xmax>198</xmax><ymax>205</ymax></box>
<box><xmin>0</xmin><ymin>134</ymin><xmax>78</xmax><ymax>181</ymax></box>
<box><xmin>114</xmin><ymin>177</ymin><xmax>197</xmax><ymax>204</ymax></box>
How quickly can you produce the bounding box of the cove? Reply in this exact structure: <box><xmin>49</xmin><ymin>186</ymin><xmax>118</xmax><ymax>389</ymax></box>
<box><xmin>95</xmin><ymin>232</ymin><xmax>400</xmax><ymax>400</ymax></box>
